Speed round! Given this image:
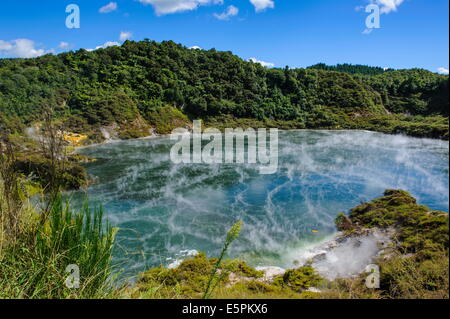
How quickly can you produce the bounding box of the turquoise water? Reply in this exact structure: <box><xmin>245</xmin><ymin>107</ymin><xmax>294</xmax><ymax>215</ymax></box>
<box><xmin>70</xmin><ymin>130</ymin><xmax>449</xmax><ymax>275</ymax></box>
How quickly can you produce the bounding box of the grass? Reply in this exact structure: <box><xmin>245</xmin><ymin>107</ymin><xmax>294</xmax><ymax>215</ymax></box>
<box><xmin>0</xmin><ymin>196</ymin><xmax>118</xmax><ymax>299</ymax></box>
<box><xmin>203</xmin><ymin>221</ymin><xmax>242</xmax><ymax>299</ymax></box>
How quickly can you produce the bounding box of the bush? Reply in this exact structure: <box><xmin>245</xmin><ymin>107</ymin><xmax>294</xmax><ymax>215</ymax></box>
<box><xmin>380</xmin><ymin>251</ymin><xmax>449</xmax><ymax>299</ymax></box>
<box><xmin>348</xmin><ymin>189</ymin><xmax>449</xmax><ymax>255</ymax></box>
<box><xmin>273</xmin><ymin>266</ymin><xmax>323</xmax><ymax>292</ymax></box>
<box><xmin>13</xmin><ymin>155</ymin><xmax>88</xmax><ymax>191</ymax></box>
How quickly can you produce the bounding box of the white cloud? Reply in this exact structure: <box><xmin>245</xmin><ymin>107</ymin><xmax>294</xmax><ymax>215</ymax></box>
<box><xmin>377</xmin><ymin>0</ymin><xmax>405</xmax><ymax>14</ymax></box>
<box><xmin>119</xmin><ymin>31</ymin><xmax>133</xmax><ymax>41</ymax></box>
<box><xmin>366</xmin><ymin>0</ymin><xmax>405</xmax><ymax>14</ymax></box>
<box><xmin>138</xmin><ymin>0</ymin><xmax>223</xmax><ymax>15</ymax></box>
<box><xmin>189</xmin><ymin>45</ymin><xmax>202</xmax><ymax>49</ymax></box>
<box><xmin>0</xmin><ymin>41</ymin><xmax>13</xmax><ymax>51</ymax></box>
<box><xmin>99</xmin><ymin>2</ymin><xmax>118</xmax><ymax>13</ymax></box>
<box><xmin>58</xmin><ymin>41</ymin><xmax>70</xmax><ymax>49</ymax></box>
<box><xmin>214</xmin><ymin>5</ymin><xmax>239</xmax><ymax>20</ymax></box>
<box><xmin>0</xmin><ymin>39</ymin><xmax>48</xmax><ymax>58</ymax></box>
<box><xmin>249</xmin><ymin>0</ymin><xmax>275</xmax><ymax>12</ymax></box>
<box><xmin>248</xmin><ymin>57</ymin><xmax>275</xmax><ymax>68</ymax></box>
<box><xmin>362</xmin><ymin>28</ymin><xmax>373</xmax><ymax>35</ymax></box>
<box><xmin>87</xmin><ymin>41</ymin><xmax>120</xmax><ymax>51</ymax></box>
<box><xmin>96</xmin><ymin>41</ymin><xmax>120</xmax><ymax>49</ymax></box>
<box><xmin>437</xmin><ymin>67</ymin><xmax>449</xmax><ymax>75</ymax></box>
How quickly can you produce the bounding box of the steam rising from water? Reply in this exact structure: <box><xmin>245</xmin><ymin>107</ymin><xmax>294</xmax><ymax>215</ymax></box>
<box><xmin>71</xmin><ymin>130</ymin><xmax>449</xmax><ymax>276</ymax></box>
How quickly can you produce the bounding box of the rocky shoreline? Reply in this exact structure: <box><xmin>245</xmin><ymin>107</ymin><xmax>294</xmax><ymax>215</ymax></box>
<box><xmin>255</xmin><ymin>227</ymin><xmax>396</xmax><ymax>284</ymax></box>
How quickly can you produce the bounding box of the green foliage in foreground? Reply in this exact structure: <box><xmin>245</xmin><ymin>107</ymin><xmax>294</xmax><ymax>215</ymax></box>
<box><xmin>12</xmin><ymin>154</ymin><xmax>89</xmax><ymax>190</ymax></box>
<box><xmin>131</xmin><ymin>252</ymin><xmax>323</xmax><ymax>299</ymax></box>
<box><xmin>272</xmin><ymin>266</ymin><xmax>324</xmax><ymax>292</ymax></box>
<box><xmin>333</xmin><ymin>189</ymin><xmax>449</xmax><ymax>299</ymax></box>
<box><xmin>3</xmin><ymin>133</ymin><xmax>90</xmax><ymax>192</ymax></box>
<box><xmin>378</xmin><ymin>250</ymin><xmax>449</xmax><ymax>299</ymax></box>
<box><xmin>320</xmin><ymin>248</ymin><xmax>449</xmax><ymax>299</ymax></box>
<box><xmin>0</xmin><ymin>196</ymin><xmax>117</xmax><ymax>299</ymax></box>
<box><xmin>203</xmin><ymin>221</ymin><xmax>243</xmax><ymax>299</ymax></box>
<box><xmin>345</xmin><ymin>189</ymin><xmax>449</xmax><ymax>257</ymax></box>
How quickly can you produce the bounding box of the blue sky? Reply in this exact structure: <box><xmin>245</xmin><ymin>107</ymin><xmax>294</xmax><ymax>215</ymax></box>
<box><xmin>0</xmin><ymin>0</ymin><xmax>448</xmax><ymax>73</ymax></box>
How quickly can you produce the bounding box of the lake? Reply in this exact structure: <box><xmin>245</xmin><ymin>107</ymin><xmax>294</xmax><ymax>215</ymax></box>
<box><xmin>70</xmin><ymin>130</ymin><xmax>449</xmax><ymax>276</ymax></box>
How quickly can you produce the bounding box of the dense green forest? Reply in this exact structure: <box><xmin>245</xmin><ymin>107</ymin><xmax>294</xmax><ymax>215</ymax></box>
<box><xmin>0</xmin><ymin>40</ymin><xmax>448</xmax><ymax>140</ymax></box>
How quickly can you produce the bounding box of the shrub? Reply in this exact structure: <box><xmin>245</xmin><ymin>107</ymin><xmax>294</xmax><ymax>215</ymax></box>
<box><xmin>222</xmin><ymin>260</ymin><xmax>264</xmax><ymax>278</ymax></box>
<box><xmin>273</xmin><ymin>266</ymin><xmax>323</xmax><ymax>292</ymax></box>
<box><xmin>348</xmin><ymin>189</ymin><xmax>449</xmax><ymax>255</ymax></box>
<box><xmin>380</xmin><ymin>251</ymin><xmax>449</xmax><ymax>299</ymax></box>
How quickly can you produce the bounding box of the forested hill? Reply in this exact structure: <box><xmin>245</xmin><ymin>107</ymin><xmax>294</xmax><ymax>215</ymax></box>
<box><xmin>0</xmin><ymin>40</ymin><xmax>448</xmax><ymax>139</ymax></box>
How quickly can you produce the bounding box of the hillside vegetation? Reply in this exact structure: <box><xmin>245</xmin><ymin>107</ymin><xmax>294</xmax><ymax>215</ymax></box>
<box><xmin>0</xmin><ymin>40</ymin><xmax>448</xmax><ymax>140</ymax></box>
